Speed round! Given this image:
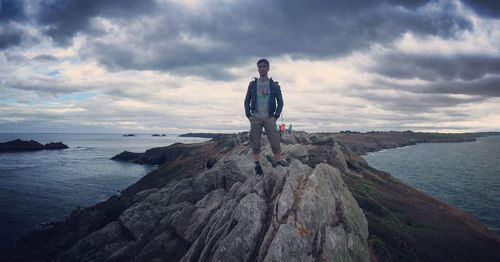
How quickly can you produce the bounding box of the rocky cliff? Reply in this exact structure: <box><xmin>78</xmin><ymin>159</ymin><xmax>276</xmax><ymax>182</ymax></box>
<box><xmin>2</xmin><ymin>132</ymin><xmax>500</xmax><ymax>261</ymax></box>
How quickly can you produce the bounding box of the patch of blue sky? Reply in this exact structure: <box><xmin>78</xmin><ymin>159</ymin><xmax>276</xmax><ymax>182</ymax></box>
<box><xmin>0</xmin><ymin>98</ymin><xmax>17</xmax><ymax>104</ymax></box>
<box><xmin>23</xmin><ymin>91</ymin><xmax>100</xmax><ymax>107</ymax></box>
<box><xmin>32</xmin><ymin>67</ymin><xmax>59</xmax><ymax>78</ymax></box>
<box><xmin>57</xmin><ymin>91</ymin><xmax>100</xmax><ymax>102</ymax></box>
<box><xmin>45</xmin><ymin>70</ymin><xmax>60</xmax><ymax>77</ymax></box>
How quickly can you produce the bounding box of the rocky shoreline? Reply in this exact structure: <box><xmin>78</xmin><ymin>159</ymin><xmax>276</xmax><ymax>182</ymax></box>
<box><xmin>320</xmin><ymin>131</ymin><xmax>495</xmax><ymax>155</ymax></box>
<box><xmin>2</xmin><ymin>131</ymin><xmax>499</xmax><ymax>261</ymax></box>
<box><xmin>0</xmin><ymin>139</ymin><xmax>68</xmax><ymax>153</ymax></box>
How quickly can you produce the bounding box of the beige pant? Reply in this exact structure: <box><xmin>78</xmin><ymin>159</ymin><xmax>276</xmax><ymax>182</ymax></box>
<box><xmin>249</xmin><ymin>116</ymin><xmax>281</xmax><ymax>154</ymax></box>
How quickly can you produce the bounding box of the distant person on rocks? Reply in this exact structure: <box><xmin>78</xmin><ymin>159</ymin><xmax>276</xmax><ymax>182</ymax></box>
<box><xmin>279</xmin><ymin>123</ymin><xmax>286</xmax><ymax>138</ymax></box>
<box><xmin>244</xmin><ymin>58</ymin><xmax>288</xmax><ymax>175</ymax></box>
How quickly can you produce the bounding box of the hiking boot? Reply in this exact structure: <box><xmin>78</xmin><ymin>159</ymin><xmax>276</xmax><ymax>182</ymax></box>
<box><xmin>255</xmin><ymin>165</ymin><xmax>264</xmax><ymax>175</ymax></box>
<box><xmin>271</xmin><ymin>159</ymin><xmax>289</xmax><ymax>168</ymax></box>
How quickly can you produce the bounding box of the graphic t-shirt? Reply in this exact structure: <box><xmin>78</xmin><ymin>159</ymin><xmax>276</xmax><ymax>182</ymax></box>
<box><xmin>253</xmin><ymin>79</ymin><xmax>270</xmax><ymax>118</ymax></box>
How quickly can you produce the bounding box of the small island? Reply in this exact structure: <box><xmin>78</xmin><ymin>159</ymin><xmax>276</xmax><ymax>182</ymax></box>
<box><xmin>0</xmin><ymin>139</ymin><xmax>68</xmax><ymax>153</ymax></box>
<box><xmin>122</xmin><ymin>134</ymin><xmax>136</xmax><ymax>137</ymax></box>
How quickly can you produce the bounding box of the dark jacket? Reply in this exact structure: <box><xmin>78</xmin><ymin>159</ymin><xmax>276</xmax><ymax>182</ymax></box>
<box><xmin>244</xmin><ymin>78</ymin><xmax>283</xmax><ymax>119</ymax></box>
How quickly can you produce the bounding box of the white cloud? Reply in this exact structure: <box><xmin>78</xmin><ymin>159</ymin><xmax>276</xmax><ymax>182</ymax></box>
<box><xmin>1</xmin><ymin>0</ymin><xmax>500</xmax><ymax>133</ymax></box>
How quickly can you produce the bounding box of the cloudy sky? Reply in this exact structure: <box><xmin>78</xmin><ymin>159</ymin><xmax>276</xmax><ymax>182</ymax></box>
<box><xmin>1</xmin><ymin>0</ymin><xmax>499</xmax><ymax>133</ymax></box>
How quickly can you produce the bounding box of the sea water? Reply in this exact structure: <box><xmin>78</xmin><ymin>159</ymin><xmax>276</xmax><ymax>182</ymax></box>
<box><xmin>0</xmin><ymin>133</ymin><xmax>209</xmax><ymax>248</ymax></box>
<box><xmin>364</xmin><ymin>135</ymin><xmax>500</xmax><ymax>236</ymax></box>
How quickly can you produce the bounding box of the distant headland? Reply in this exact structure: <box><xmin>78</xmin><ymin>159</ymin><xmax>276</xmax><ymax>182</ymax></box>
<box><xmin>0</xmin><ymin>139</ymin><xmax>68</xmax><ymax>153</ymax></box>
<box><xmin>329</xmin><ymin>130</ymin><xmax>500</xmax><ymax>155</ymax></box>
<box><xmin>180</xmin><ymin>130</ymin><xmax>500</xmax><ymax>155</ymax></box>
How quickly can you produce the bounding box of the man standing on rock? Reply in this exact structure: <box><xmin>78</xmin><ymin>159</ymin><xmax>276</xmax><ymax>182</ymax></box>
<box><xmin>244</xmin><ymin>58</ymin><xmax>288</xmax><ymax>175</ymax></box>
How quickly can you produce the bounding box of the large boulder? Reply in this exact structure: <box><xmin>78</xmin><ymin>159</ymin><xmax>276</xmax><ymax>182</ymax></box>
<box><xmin>282</xmin><ymin>144</ymin><xmax>309</xmax><ymax>163</ymax></box>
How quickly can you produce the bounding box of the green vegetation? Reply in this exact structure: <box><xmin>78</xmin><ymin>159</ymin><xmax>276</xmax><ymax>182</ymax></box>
<box><xmin>369</xmin><ymin>235</ymin><xmax>392</xmax><ymax>262</ymax></box>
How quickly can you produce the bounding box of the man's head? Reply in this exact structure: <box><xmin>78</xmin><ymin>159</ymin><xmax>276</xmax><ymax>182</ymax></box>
<box><xmin>257</xmin><ymin>58</ymin><xmax>269</xmax><ymax>77</ymax></box>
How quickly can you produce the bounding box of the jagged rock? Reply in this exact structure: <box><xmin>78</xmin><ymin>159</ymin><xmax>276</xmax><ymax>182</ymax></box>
<box><xmin>261</xmin><ymin>162</ymin><xmax>368</xmax><ymax>262</ymax></box>
<box><xmin>280</xmin><ymin>131</ymin><xmax>315</xmax><ymax>145</ymax></box>
<box><xmin>280</xmin><ymin>132</ymin><xmax>298</xmax><ymax>144</ymax></box>
<box><xmin>329</xmin><ymin>143</ymin><xmax>349</xmax><ymax>173</ymax></box>
<box><xmin>282</xmin><ymin>144</ymin><xmax>309</xmax><ymax>163</ymax></box>
<box><xmin>309</xmin><ymin>133</ymin><xmax>335</xmax><ymax>145</ymax></box>
<box><xmin>292</xmin><ymin>131</ymin><xmax>312</xmax><ymax>144</ymax></box>
<box><xmin>305</xmin><ymin>141</ymin><xmax>351</xmax><ymax>174</ymax></box>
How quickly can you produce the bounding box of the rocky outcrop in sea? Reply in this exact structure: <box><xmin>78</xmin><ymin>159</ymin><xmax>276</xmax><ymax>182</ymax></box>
<box><xmin>0</xmin><ymin>139</ymin><xmax>68</xmax><ymax>152</ymax></box>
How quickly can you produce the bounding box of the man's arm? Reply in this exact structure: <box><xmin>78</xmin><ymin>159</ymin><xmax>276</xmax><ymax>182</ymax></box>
<box><xmin>244</xmin><ymin>82</ymin><xmax>252</xmax><ymax>118</ymax></box>
<box><xmin>274</xmin><ymin>83</ymin><xmax>283</xmax><ymax>119</ymax></box>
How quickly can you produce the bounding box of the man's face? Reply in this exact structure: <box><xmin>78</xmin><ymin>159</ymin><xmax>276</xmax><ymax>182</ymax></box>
<box><xmin>257</xmin><ymin>62</ymin><xmax>269</xmax><ymax>76</ymax></box>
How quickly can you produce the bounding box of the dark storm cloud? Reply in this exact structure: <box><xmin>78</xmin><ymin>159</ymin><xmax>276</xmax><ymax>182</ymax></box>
<box><xmin>4</xmin><ymin>78</ymin><xmax>88</xmax><ymax>94</ymax></box>
<box><xmin>36</xmin><ymin>0</ymin><xmax>157</xmax><ymax>46</ymax></box>
<box><xmin>363</xmin><ymin>73</ymin><xmax>500</xmax><ymax>109</ymax></box>
<box><xmin>80</xmin><ymin>0</ymin><xmax>473</xmax><ymax>79</ymax></box>
<box><xmin>0</xmin><ymin>24</ymin><xmax>23</xmax><ymax>49</ymax></box>
<box><xmin>462</xmin><ymin>0</ymin><xmax>500</xmax><ymax>18</ymax></box>
<box><xmin>87</xmin><ymin>41</ymin><xmax>240</xmax><ymax>80</ymax></box>
<box><xmin>0</xmin><ymin>0</ymin><xmax>25</xmax><ymax>22</ymax></box>
<box><xmin>426</xmin><ymin>75</ymin><xmax>500</xmax><ymax>97</ymax></box>
<box><xmin>33</xmin><ymin>54</ymin><xmax>57</xmax><ymax>61</ymax></box>
<box><xmin>0</xmin><ymin>0</ymin><xmax>26</xmax><ymax>49</ymax></box>
<box><xmin>3</xmin><ymin>52</ymin><xmax>33</xmax><ymax>65</ymax></box>
<box><xmin>358</xmin><ymin>91</ymin><xmax>485</xmax><ymax>113</ymax></box>
<box><xmin>0</xmin><ymin>0</ymin><xmax>475</xmax><ymax>75</ymax></box>
<box><xmin>2</xmin><ymin>0</ymin><xmax>496</xmax><ymax>92</ymax></box>
<box><xmin>370</xmin><ymin>53</ymin><xmax>500</xmax><ymax>81</ymax></box>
